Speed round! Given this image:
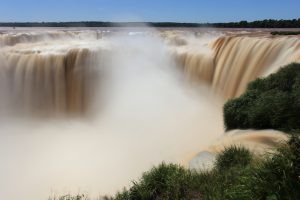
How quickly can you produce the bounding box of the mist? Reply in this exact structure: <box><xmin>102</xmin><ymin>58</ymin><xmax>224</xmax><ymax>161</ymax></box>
<box><xmin>0</xmin><ymin>29</ymin><xmax>223</xmax><ymax>199</ymax></box>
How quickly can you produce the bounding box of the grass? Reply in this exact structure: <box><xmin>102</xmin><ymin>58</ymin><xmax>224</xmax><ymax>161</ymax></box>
<box><xmin>53</xmin><ymin>136</ymin><xmax>300</xmax><ymax>200</ymax></box>
<box><xmin>113</xmin><ymin>135</ymin><xmax>300</xmax><ymax>200</ymax></box>
<box><xmin>115</xmin><ymin>163</ymin><xmax>195</xmax><ymax>200</ymax></box>
<box><xmin>215</xmin><ymin>145</ymin><xmax>252</xmax><ymax>171</ymax></box>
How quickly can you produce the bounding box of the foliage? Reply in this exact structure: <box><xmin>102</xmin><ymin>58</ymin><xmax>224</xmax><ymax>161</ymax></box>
<box><xmin>114</xmin><ymin>136</ymin><xmax>300</xmax><ymax>200</ymax></box>
<box><xmin>1</xmin><ymin>18</ymin><xmax>300</xmax><ymax>28</ymax></box>
<box><xmin>215</xmin><ymin>146</ymin><xmax>252</xmax><ymax>171</ymax></box>
<box><xmin>214</xmin><ymin>19</ymin><xmax>300</xmax><ymax>28</ymax></box>
<box><xmin>115</xmin><ymin>163</ymin><xmax>195</xmax><ymax>200</ymax></box>
<box><xmin>248</xmin><ymin>135</ymin><xmax>300</xmax><ymax>200</ymax></box>
<box><xmin>271</xmin><ymin>31</ymin><xmax>300</xmax><ymax>35</ymax></box>
<box><xmin>224</xmin><ymin>62</ymin><xmax>300</xmax><ymax>133</ymax></box>
<box><xmin>54</xmin><ymin>136</ymin><xmax>300</xmax><ymax>200</ymax></box>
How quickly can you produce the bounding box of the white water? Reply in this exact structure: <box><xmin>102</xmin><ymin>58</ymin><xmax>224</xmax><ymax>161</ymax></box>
<box><xmin>0</xmin><ymin>28</ymin><xmax>299</xmax><ymax>199</ymax></box>
<box><xmin>0</xmin><ymin>30</ymin><xmax>223</xmax><ymax>199</ymax></box>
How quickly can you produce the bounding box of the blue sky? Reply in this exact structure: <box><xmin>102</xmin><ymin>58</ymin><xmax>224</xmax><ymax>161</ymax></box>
<box><xmin>0</xmin><ymin>0</ymin><xmax>299</xmax><ymax>23</ymax></box>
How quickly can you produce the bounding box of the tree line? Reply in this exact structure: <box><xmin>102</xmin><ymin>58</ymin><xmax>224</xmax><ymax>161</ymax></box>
<box><xmin>1</xmin><ymin>19</ymin><xmax>300</xmax><ymax>28</ymax></box>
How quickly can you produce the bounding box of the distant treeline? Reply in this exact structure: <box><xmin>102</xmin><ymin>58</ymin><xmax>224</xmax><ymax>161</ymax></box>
<box><xmin>1</xmin><ymin>19</ymin><xmax>300</xmax><ymax>28</ymax></box>
<box><xmin>271</xmin><ymin>31</ymin><xmax>300</xmax><ymax>35</ymax></box>
<box><xmin>214</xmin><ymin>19</ymin><xmax>300</xmax><ymax>28</ymax></box>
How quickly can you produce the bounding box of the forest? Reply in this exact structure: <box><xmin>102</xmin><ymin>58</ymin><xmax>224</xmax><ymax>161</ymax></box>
<box><xmin>1</xmin><ymin>19</ymin><xmax>300</xmax><ymax>28</ymax></box>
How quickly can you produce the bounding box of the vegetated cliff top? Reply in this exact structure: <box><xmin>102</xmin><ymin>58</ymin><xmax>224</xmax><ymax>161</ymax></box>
<box><xmin>224</xmin><ymin>62</ymin><xmax>300</xmax><ymax>133</ymax></box>
<box><xmin>1</xmin><ymin>18</ymin><xmax>300</xmax><ymax>28</ymax></box>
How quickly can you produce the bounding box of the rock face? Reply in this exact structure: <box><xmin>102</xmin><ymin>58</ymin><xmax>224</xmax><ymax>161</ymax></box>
<box><xmin>189</xmin><ymin>151</ymin><xmax>216</xmax><ymax>171</ymax></box>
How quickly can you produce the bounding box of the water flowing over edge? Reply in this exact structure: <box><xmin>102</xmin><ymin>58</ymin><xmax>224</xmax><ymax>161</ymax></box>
<box><xmin>0</xmin><ymin>28</ymin><xmax>299</xmax><ymax>199</ymax></box>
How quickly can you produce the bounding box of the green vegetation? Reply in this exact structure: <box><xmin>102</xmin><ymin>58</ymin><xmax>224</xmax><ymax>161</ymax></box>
<box><xmin>53</xmin><ymin>137</ymin><xmax>300</xmax><ymax>200</ymax></box>
<box><xmin>224</xmin><ymin>63</ymin><xmax>300</xmax><ymax>133</ymax></box>
<box><xmin>215</xmin><ymin>146</ymin><xmax>252</xmax><ymax>171</ymax></box>
<box><xmin>214</xmin><ymin>18</ymin><xmax>300</xmax><ymax>28</ymax></box>
<box><xmin>271</xmin><ymin>31</ymin><xmax>300</xmax><ymax>35</ymax></box>
<box><xmin>1</xmin><ymin>18</ymin><xmax>300</xmax><ymax>28</ymax></box>
<box><xmin>248</xmin><ymin>135</ymin><xmax>300</xmax><ymax>200</ymax></box>
<box><xmin>111</xmin><ymin>62</ymin><xmax>300</xmax><ymax>199</ymax></box>
<box><xmin>115</xmin><ymin>163</ymin><xmax>196</xmax><ymax>200</ymax></box>
<box><xmin>112</xmin><ymin>136</ymin><xmax>300</xmax><ymax>200</ymax></box>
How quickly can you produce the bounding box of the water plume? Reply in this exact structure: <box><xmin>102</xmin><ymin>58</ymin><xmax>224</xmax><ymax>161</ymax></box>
<box><xmin>0</xmin><ymin>29</ymin><xmax>223</xmax><ymax>200</ymax></box>
<box><xmin>0</xmin><ymin>28</ymin><xmax>299</xmax><ymax>199</ymax></box>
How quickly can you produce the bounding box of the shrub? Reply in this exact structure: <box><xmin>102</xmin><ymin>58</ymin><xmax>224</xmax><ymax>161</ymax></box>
<box><xmin>115</xmin><ymin>163</ymin><xmax>195</xmax><ymax>200</ymax></box>
<box><xmin>55</xmin><ymin>137</ymin><xmax>300</xmax><ymax>200</ymax></box>
<box><xmin>224</xmin><ymin>62</ymin><xmax>300</xmax><ymax>133</ymax></box>
<box><xmin>215</xmin><ymin>146</ymin><xmax>252</xmax><ymax>171</ymax></box>
<box><xmin>249</xmin><ymin>135</ymin><xmax>300</xmax><ymax>200</ymax></box>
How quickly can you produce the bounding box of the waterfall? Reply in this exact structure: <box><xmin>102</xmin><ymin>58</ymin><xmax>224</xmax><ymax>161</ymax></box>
<box><xmin>1</xmin><ymin>31</ymin><xmax>300</xmax><ymax>115</ymax></box>
<box><xmin>0</xmin><ymin>31</ymin><xmax>110</xmax><ymax>116</ymax></box>
<box><xmin>0</xmin><ymin>29</ymin><xmax>299</xmax><ymax>200</ymax></box>
<box><xmin>175</xmin><ymin>35</ymin><xmax>300</xmax><ymax>99</ymax></box>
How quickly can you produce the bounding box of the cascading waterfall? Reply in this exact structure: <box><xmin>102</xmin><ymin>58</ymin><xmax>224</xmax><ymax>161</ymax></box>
<box><xmin>3</xmin><ymin>50</ymin><xmax>89</xmax><ymax>115</ymax></box>
<box><xmin>0</xmin><ymin>29</ymin><xmax>299</xmax><ymax>200</ymax></box>
<box><xmin>1</xmin><ymin>31</ymin><xmax>300</xmax><ymax>114</ymax></box>
<box><xmin>0</xmin><ymin>32</ymin><xmax>111</xmax><ymax>116</ymax></box>
<box><xmin>0</xmin><ymin>31</ymin><xmax>103</xmax><ymax>46</ymax></box>
<box><xmin>175</xmin><ymin>34</ymin><xmax>300</xmax><ymax>99</ymax></box>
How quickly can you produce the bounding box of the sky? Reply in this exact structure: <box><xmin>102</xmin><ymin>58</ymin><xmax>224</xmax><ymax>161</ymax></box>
<box><xmin>0</xmin><ymin>0</ymin><xmax>299</xmax><ymax>23</ymax></box>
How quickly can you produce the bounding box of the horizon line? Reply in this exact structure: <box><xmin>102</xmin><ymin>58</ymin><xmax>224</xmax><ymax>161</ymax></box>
<box><xmin>1</xmin><ymin>18</ymin><xmax>300</xmax><ymax>24</ymax></box>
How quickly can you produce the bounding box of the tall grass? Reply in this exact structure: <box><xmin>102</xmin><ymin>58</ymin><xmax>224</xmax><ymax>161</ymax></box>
<box><xmin>113</xmin><ymin>136</ymin><xmax>300</xmax><ymax>200</ymax></box>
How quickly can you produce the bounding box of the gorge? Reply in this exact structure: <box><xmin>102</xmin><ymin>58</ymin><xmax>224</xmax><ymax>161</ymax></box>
<box><xmin>0</xmin><ymin>28</ymin><xmax>299</xmax><ymax>199</ymax></box>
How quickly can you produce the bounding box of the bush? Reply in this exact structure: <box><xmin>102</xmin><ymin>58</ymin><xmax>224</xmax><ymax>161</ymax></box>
<box><xmin>55</xmin><ymin>137</ymin><xmax>300</xmax><ymax>200</ymax></box>
<box><xmin>224</xmin><ymin>63</ymin><xmax>300</xmax><ymax>133</ymax></box>
<box><xmin>215</xmin><ymin>146</ymin><xmax>252</xmax><ymax>171</ymax></box>
<box><xmin>249</xmin><ymin>135</ymin><xmax>300</xmax><ymax>200</ymax></box>
<box><xmin>114</xmin><ymin>137</ymin><xmax>300</xmax><ymax>200</ymax></box>
<box><xmin>115</xmin><ymin>163</ymin><xmax>195</xmax><ymax>200</ymax></box>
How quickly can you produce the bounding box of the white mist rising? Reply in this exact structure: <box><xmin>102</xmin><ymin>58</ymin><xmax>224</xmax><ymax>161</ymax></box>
<box><xmin>1</xmin><ymin>28</ymin><xmax>299</xmax><ymax>200</ymax></box>
<box><xmin>0</xmin><ymin>30</ymin><xmax>223</xmax><ymax>200</ymax></box>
